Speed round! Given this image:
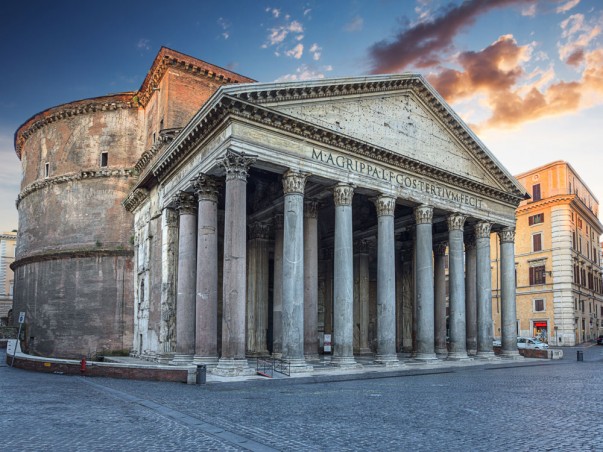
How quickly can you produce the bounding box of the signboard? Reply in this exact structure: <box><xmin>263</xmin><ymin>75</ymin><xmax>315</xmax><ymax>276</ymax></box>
<box><xmin>324</xmin><ymin>334</ymin><xmax>332</xmax><ymax>353</ymax></box>
<box><xmin>18</xmin><ymin>312</ymin><xmax>25</xmax><ymax>324</ymax></box>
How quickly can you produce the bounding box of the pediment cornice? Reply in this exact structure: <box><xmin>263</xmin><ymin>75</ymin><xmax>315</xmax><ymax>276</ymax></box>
<box><xmin>147</xmin><ymin>94</ymin><xmax>525</xmax><ymax>207</ymax></box>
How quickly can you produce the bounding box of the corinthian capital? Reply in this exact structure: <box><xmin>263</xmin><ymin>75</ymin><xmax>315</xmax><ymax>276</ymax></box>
<box><xmin>474</xmin><ymin>221</ymin><xmax>492</xmax><ymax>239</ymax></box>
<box><xmin>433</xmin><ymin>241</ymin><xmax>448</xmax><ymax>256</ymax></box>
<box><xmin>217</xmin><ymin>150</ymin><xmax>256</xmax><ymax>181</ymax></box>
<box><xmin>282</xmin><ymin>170</ymin><xmax>309</xmax><ymax>195</ymax></box>
<box><xmin>447</xmin><ymin>213</ymin><xmax>467</xmax><ymax>231</ymax></box>
<box><xmin>304</xmin><ymin>199</ymin><xmax>320</xmax><ymax>218</ymax></box>
<box><xmin>175</xmin><ymin>191</ymin><xmax>197</xmax><ymax>216</ymax></box>
<box><xmin>374</xmin><ymin>195</ymin><xmax>396</xmax><ymax>217</ymax></box>
<box><xmin>498</xmin><ymin>227</ymin><xmax>516</xmax><ymax>243</ymax></box>
<box><xmin>333</xmin><ymin>183</ymin><xmax>354</xmax><ymax>207</ymax></box>
<box><xmin>191</xmin><ymin>173</ymin><xmax>219</xmax><ymax>203</ymax></box>
<box><xmin>414</xmin><ymin>205</ymin><xmax>433</xmax><ymax>224</ymax></box>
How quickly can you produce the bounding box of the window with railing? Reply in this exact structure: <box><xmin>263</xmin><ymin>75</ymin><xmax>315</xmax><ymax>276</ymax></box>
<box><xmin>529</xmin><ymin>265</ymin><xmax>546</xmax><ymax>285</ymax></box>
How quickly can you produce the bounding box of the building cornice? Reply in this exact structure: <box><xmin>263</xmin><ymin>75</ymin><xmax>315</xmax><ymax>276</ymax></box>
<box><xmin>137</xmin><ymin>47</ymin><xmax>255</xmax><ymax>107</ymax></box>
<box><xmin>123</xmin><ymin>188</ymin><xmax>149</xmax><ymax>213</ymax></box>
<box><xmin>517</xmin><ymin>194</ymin><xmax>603</xmax><ymax>232</ymax></box>
<box><xmin>143</xmin><ymin>94</ymin><xmax>525</xmax><ymax>208</ymax></box>
<box><xmin>14</xmin><ymin>93</ymin><xmax>138</xmax><ymax>159</ymax></box>
<box><xmin>10</xmin><ymin>248</ymin><xmax>133</xmax><ymax>271</ymax></box>
<box><xmin>16</xmin><ymin>168</ymin><xmax>135</xmax><ymax>207</ymax></box>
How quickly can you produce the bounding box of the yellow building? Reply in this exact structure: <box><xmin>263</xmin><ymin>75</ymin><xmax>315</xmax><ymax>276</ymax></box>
<box><xmin>0</xmin><ymin>231</ymin><xmax>17</xmax><ymax>324</ymax></box>
<box><xmin>492</xmin><ymin>161</ymin><xmax>603</xmax><ymax>346</ymax></box>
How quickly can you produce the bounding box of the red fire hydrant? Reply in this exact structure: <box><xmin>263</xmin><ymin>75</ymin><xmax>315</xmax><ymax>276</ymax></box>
<box><xmin>80</xmin><ymin>357</ymin><xmax>87</xmax><ymax>374</ymax></box>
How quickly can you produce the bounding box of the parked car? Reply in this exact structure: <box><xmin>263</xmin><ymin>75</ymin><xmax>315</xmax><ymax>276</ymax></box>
<box><xmin>596</xmin><ymin>335</ymin><xmax>603</xmax><ymax>345</ymax></box>
<box><xmin>517</xmin><ymin>337</ymin><xmax>548</xmax><ymax>350</ymax></box>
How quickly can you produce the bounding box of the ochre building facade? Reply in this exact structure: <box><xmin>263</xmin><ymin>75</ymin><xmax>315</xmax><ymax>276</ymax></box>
<box><xmin>13</xmin><ymin>48</ymin><xmax>527</xmax><ymax>372</ymax></box>
<box><xmin>491</xmin><ymin>161</ymin><xmax>603</xmax><ymax>346</ymax></box>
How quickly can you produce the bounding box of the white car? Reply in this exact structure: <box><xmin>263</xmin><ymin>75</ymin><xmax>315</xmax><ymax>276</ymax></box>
<box><xmin>517</xmin><ymin>337</ymin><xmax>548</xmax><ymax>350</ymax></box>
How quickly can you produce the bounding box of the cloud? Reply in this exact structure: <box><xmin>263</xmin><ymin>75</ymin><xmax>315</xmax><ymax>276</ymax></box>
<box><xmin>556</xmin><ymin>0</ymin><xmax>581</xmax><ymax>14</ymax></box>
<box><xmin>309</xmin><ymin>43</ymin><xmax>322</xmax><ymax>61</ymax></box>
<box><xmin>137</xmin><ymin>39</ymin><xmax>151</xmax><ymax>51</ymax></box>
<box><xmin>266</xmin><ymin>7</ymin><xmax>280</xmax><ymax>18</ymax></box>
<box><xmin>263</xmin><ymin>19</ymin><xmax>304</xmax><ymax>47</ymax></box>
<box><xmin>217</xmin><ymin>17</ymin><xmax>231</xmax><ymax>40</ymax></box>
<box><xmin>285</xmin><ymin>43</ymin><xmax>304</xmax><ymax>59</ymax></box>
<box><xmin>558</xmin><ymin>13</ymin><xmax>601</xmax><ymax>65</ymax></box>
<box><xmin>303</xmin><ymin>8</ymin><xmax>311</xmax><ymax>16</ymax></box>
<box><xmin>521</xmin><ymin>3</ymin><xmax>537</xmax><ymax>16</ymax></box>
<box><xmin>344</xmin><ymin>16</ymin><xmax>364</xmax><ymax>32</ymax></box>
<box><xmin>368</xmin><ymin>0</ymin><xmax>533</xmax><ymax>73</ymax></box>
<box><xmin>274</xmin><ymin>64</ymin><xmax>326</xmax><ymax>82</ymax></box>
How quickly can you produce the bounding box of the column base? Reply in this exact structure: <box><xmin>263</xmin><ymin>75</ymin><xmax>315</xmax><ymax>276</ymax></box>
<box><xmin>476</xmin><ymin>351</ymin><xmax>497</xmax><ymax>360</ymax></box>
<box><xmin>286</xmin><ymin>358</ymin><xmax>314</xmax><ymax>373</ymax></box>
<box><xmin>246</xmin><ymin>350</ymin><xmax>271</xmax><ymax>358</ymax></box>
<box><xmin>330</xmin><ymin>355</ymin><xmax>362</xmax><ymax>369</ymax></box>
<box><xmin>193</xmin><ymin>355</ymin><xmax>219</xmax><ymax>369</ymax></box>
<box><xmin>500</xmin><ymin>350</ymin><xmax>523</xmax><ymax>360</ymax></box>
<box><xmin>271</xmin><ymin>352</ymin><xmax>283</xmax><ymax>359</ymax></box>
<box><xmin>447</xmin><ymin>351</ymin><xmax>472</xmax><ymax>361</ymax></box>
<box><xmin>467</xmin><ymin>348</ymin><xmax>477</xmax><ymax>356</ymax></box>
<box><xmin>212</xmin><ymin>358</ymin><xmax>256</xmax><ymax>377</ymax></box>
<box><xmin>374</xmin><ymin>354</ymin><xmax>400</xmax><ymax>366</ymax></box>
<box><xmin>157</xmin><ymin>352</ymin><xmax>175</xmax><ymax>364</ymax></box>
<box><xmin>170</xmin><ymin>354</ymin><xmax>194</xmax><ymax>364</ymax></box>
<box><xmin>413</xmin><ymin>352</ymin><xmax>438</xmax><ymax>362</ymax></box>
<box><xmin>358</xmin><ymin>347</ymin><xmax>373</xmax><ymax>356</ymax></box>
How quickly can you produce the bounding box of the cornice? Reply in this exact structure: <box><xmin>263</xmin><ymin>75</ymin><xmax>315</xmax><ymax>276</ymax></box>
<box><xmin>11</xmin><ymin>248</ymin><xmax>133</xmax><ymax>271</ymax></box>
<box><xmin>133</xmin><ymin>128</ymin><xmax>181</xmax><ymax>175</ymax></box>
<box><xmin>149</xmin><ymin>95</ymin><xmax>525</xmax><ymax>208</ymax></box>
<box><xmin>123</xmin><ymin>188</ymin><xmax>149</xmax><ymax>213</ymax></box>
<box><xmin>14</xmin><ymin>93</ymin><xmax>138</xmax><ymax>159</ymax></box>
<box><xmin>137</xmin><ymin>47</ymin><xmax>255</xmax><ymax>107</ymax></box>
<box><xmin>17</xmin><ymin>168</ymin><xmax>135</xmax><ymax>207</ymax></box>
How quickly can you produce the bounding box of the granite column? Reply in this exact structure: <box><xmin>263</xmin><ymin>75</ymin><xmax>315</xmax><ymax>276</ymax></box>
<box><xmin>304</xmin><ymin>199</ymin><xmax>319</xmax><ymax>361</ymax></box>
<box><xmin>476</xmin><ymin>221</ymin><xmax>495</xmax><ymax>359</ymax></box>
<box><xmin>448</xmin><ymin>213</ymin><xmax>469</xmax><ymax>360</ymax></box>
<box><xmin>433</xmin><ymin>241</ymin><xmax>448</xmax><ymax>357</ymax></box>
<box><xmin>499</xmin><ymin>227</ymin><xmax>520</xmax><ymax>358</ymax></box>
<box><xmin>464</xmin><ymin>234</ymin><xmax>477</xmax><ymax>355</ymax></box>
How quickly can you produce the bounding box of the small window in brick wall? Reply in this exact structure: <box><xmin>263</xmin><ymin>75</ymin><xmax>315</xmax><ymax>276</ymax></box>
<box><xmin>533</xmin><ymin>233</ymin><xmax>542</xmax><ymax>252</ymax></box>
<box><xmin>101</xmin><ymin>152</ymin><xmax>108</xmax><ymax>167</ymax></box>
<box><xmin>534</xmin><ymin>299</ymin><xmax>545</xmax><ymax>312</ymax></box>
<box><xmin>44</xmin><ymin>162</ymin><xmax>49</xmax><ymax>178</ymax></box>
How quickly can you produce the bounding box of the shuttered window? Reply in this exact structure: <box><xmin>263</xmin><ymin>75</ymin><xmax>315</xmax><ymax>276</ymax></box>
<box><xmin>532</xmin><ymin>233</ymin><xmax>542</xmax><ymax>252</ymax></box>
<box><xmin>529</xmin><ymin>266</ymin><xmax>546</xmax><ymax>285</ymax></box>
<box><xmin>532</xmin><ymin>184</ymin><xmax>541</xmax><ymax>201</ymax></box>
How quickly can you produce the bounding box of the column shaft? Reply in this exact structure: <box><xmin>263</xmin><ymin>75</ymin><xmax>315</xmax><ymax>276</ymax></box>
<box><xmin>158</xmin><ymin>207</ymin><xmax>178</xmax><ymax>363</ymax></box>
<box><xmin>332</xmin><ymin>183</ymin><xmax>358</xmax><ymax>367</ymax></box>
<box><xmin>375</xmin><ymin>195</ymin><xmax>399</xmax><ymax>365</ymax></box>
<box><xmin>414</xmin><ymin>205</ymin><xmax>436</xmax><ymax>360</ymax></box>
<box><xmin>193</xmin><ymin>175</ymin><xmax>219</xmax><ymax>366</ymax></box>
<box><xmin>433</xmin><ymin>242</ymin><xmax>448</xmax><ymax>357</ymax></box>
<box><xmin>304</xmin><ymin>200</ymin><xmax>319</xmax><ymax>360</ymax></box>
<box><xmin>272</xmin><ymin>215</ymin><xmax>284</xmax><ymax>357</ymax></box>
<box><xmin>173</xmin><ymin>192</ymin><xmax>197</xmax><ymax>362</ymax></box>
<box><xmin>357</xmin><ymin>241</ymin><xmax>371</xmax><ymax>354</ymax></box>
<box><xmin>476</xmin><ymin>221</ymin><xmax>494</xmax><ymax>358</ymax></box>
<box><xmin>465</xmin><ymin>235</ymin><xmax>477</xmax><ymax>355</ymax></box>
<box><xmin>448</xmin><ymin>214</ymin><xmax>468</xmax><ymax>359</ymax></box>
<box><xmin>500</xmin><ymin>227</ymin><xmax>520</xmax><ymax>358</ymax></box>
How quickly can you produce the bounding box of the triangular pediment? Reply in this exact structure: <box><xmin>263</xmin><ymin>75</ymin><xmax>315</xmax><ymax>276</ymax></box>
<box><xmin>221</xmin><ymin>75</ymin><xmax>527</xmax><ymax>199</ymax></box>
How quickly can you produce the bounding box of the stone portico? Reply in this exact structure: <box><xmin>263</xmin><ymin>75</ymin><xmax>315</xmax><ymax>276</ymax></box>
<box><xmin>126</xmin><ymin>74</ymin><xmax>527</xmax><ymax>375</ymax></box>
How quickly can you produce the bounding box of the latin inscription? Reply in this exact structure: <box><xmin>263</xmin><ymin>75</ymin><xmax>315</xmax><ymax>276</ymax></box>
<box><xmin>312</xmin><ymin>149</ymin><xmax>483</xmax><ymax>209</ymax></box>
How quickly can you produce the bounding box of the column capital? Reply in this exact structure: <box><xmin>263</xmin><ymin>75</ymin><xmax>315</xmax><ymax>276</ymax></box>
<box><xmin>304</xmin><ymin>199</ymin><xmax>320</xmax><ymax>218</ymax></box>
<box><xmin>447</xmin><ymin>213</ymin><xmax>467</xmax><ymax>231</ymax></box>
<box><xmin>333</xmin><ymin>182</ymin><xmax>355</xmax><ymax>206</ymax></box>
<box><xmin>433</xmin><ymin>241</ymin><xmax>448</xmax><ymax>256</ymax></box>
<box><xmin>464</xmin><ymin>233</ymin><xmax>476</xmax><ymax>250</ymax></box>
<box><xmin>414</xmin><ymin>205</ymin><xmax>433</xmax><ymax>224</ymax></box>
<box><xmin>355</xmin><ymin>239</ymin><xmax>371</xmax><ymax>254</ymax></box>
<box><xmin>474</xmin><ymin>221</ymin><xmax>492</xmax><ymax>239</ymax></box>
<box><xmin>218</xmin><ymin>150</ymin><xmax>256</xmax><ymax>181</ymax></box>
<box><xmin>273</xmin><ymin>213</ymin><xmax>284</xmax><ymax>231</ymax></box>
<box><xmin>191</xmin><ymin>173</ymin><xmax>219</xmax><ymax>203</ymax></box>
<box><xmin>175</xmin><ymin>191</ymin><xmax>197</xmax><ymax>215</ymax></box>
<box><xmin>248</xmin><ymin>222</ymin><xmax>271</xmax><ymax>240</ymax></box>
<box><xmin>374</xmin><ymin>195</ymin><xmax>396</xmax><ymax>217</ymax></box>
<box><xmin>282</xmin><ymin>170</ymin><xmax>309</xmax><ymax>195</ymax></box>
<box><xmin>498</xmin><ymin>227</ymin><xmax>516</xmax><ymax>243</ymax></box>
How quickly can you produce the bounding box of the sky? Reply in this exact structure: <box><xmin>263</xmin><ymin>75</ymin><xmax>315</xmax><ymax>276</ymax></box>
<box><xmin>1</xmin><ymin>0</ymin><xmax>602</xmax><ymax>233</ymax></box>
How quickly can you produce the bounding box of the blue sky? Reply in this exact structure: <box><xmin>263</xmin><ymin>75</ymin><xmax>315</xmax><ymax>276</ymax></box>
<box><xmin>1</xmin><ymin>0</ymin><xmax>602</xmax><ymax>232</ymax></box>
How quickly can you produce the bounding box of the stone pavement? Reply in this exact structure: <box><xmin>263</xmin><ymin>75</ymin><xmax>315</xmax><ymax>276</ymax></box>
<box><xmin>1</xmin><ymin>344</ymin><xmax>602</xmax><ymax>451</ymax></box>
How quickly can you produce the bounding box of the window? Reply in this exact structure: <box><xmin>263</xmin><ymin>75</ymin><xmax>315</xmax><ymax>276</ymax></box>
<box><xmin>528</xmin><ymin>213</ymin><xmax>544</xmax><ymax>225</ymax></box>
<box><xmin>572</xmin><ymin>231</ymin><xmax>576</xmax><ymax>249</ymax></box>
<box><xmin>44</xmin><ymin>162</ymin><xmax>49</xmax><ymax>178</ymax></box>
<box><xmin>532</xmin><ymin>233</ymin><xmax>542</xmax><ymax>252</ymax></box>
<box><xmin>100</xmin><ymin>152</ymin><xmax>108</xmax><ymax>167</ymax></box>
<box><xmin>534</xmin><ymin>299</ymin><xmax>545</xmax><ymax>312</ymax></box>
<box><xmin>578</xmin><ymin>218</ymin><xmax>583</xmax><ymax>229</ymax></box>
<box><xmin>529</xmin><ymin>265</ymin><xmax>546</xmax><ymax>285</ymax></box>
<box><xmin>532</xmin><ymin>184</ymin><xmax>541</xmax><ymax>201</ymax></box>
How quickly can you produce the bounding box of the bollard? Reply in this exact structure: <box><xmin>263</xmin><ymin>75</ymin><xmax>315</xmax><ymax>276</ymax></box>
<box><xmin>196</xmin><ymin>364</ymin><xmax>206</xmax><ymax>384</ymax></box>
<box><xmin>577</xmin><ymin>350</ymin><xmax>583</xmax><ymax>362</ymax></box>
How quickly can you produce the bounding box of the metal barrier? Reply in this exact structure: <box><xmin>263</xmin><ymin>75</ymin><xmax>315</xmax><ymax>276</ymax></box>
<box><xmin>577</xmin><ymin>350</ymin><xmax>584</xmax><ymax>362</ymax></box>
<box><xmin>255</xmin><ymin>357</ymin><xmax>291</xmax><ymax>377</ymax></box>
